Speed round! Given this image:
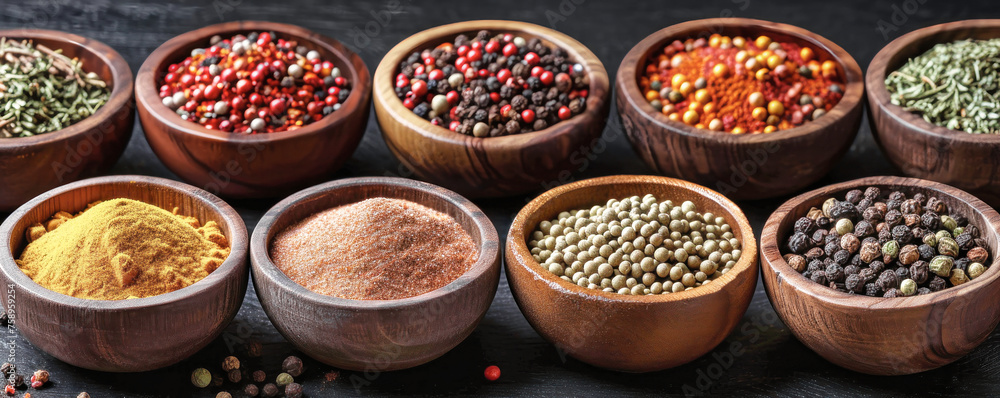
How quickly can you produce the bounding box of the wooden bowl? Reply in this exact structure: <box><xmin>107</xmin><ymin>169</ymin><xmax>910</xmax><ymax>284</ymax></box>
<box><xmin>373</xmin><ymin>20</ymin><xmax>610</xmax><ymax>198</ymax></box>
<box><xmin>760</xmin><ymin>176</ymin><xmax>1000</xmax><ymax>375</ymax></box>
<box><xmin>136</xmin><ymin>21</ymin><xmax>371</xmax><ymax>198</ymax></box>
<box><xmin>0</xmin><ymin>175</ymin><xmax>249</xmax><ymax>372</ymax></box>
<box><xmin>250</xmin><ymin>176</ymin><xmax>500</xmax><ymax>371</ymax></box>
<box><xmin>615</xmin><ymin>18</ymin><xmax>864</xmax><ymax>200</ymax></box>
<box><xmin>0</xmin><ymin>29</ymin><xmax>134</xmax><ymax>212</ymax></box>
<box><xmin>867</xmin><ymin>20</ymin><xmax>1000</xmax><ymax>206</ymax></box>
<box><xmin>506</xmin><ymin>175</ymin><xmax>758</xmax><ymax>372</ymax></box>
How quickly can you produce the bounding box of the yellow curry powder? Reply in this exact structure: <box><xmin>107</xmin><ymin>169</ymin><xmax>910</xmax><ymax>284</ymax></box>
<box><xmin>15</xmin><ymin>198</ymin><xmax>231</xmax><ymax>300</ymax></box>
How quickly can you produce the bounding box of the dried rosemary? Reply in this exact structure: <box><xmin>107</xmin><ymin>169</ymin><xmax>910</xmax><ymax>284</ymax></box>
<box><xmin>0</xmin><ymin>38</ymin><xmax>110</xmax><ymax>138</ymax></box>
<box><xmin>886</xmin><ymin>38</ymin><xmax>1000</xmax><ymax>134</ymax></box>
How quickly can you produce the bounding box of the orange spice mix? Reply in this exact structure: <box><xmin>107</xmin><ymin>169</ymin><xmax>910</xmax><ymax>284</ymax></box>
<box><xmin>269</xmin><ymin>197</ymin><xmax>478</xmax><ymax>300</ymax></box>
<box><xmin>639</xmin><ymin>33</ymin><xmax>845</xmax><ymax>134</ymax></box>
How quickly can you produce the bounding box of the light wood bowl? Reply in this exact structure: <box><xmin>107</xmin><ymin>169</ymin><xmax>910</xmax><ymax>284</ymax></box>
<box><xmin>867</xmin><ymin>19</ymin><xmax>1000</xmax><ymax>206</ymax></box>
<box><xmin>615</xmin><ymin>18</ymin><xmax>864</xmax><ymax>200</ymax></box>
<box><xmin>760</xmin><ymin>176</ymin><xmax>1000</xmax><ymax>375</ymax></box>
<box><xmin>0</xmin><ymin>29</ymin><xmax>134</xmax><ymax>212</ymax></box>
<box><xmin>373</xmin><ymin>20</ymin><xmax>610</xmax><ymax>198</ymax></box>
<box><xmin>250</xmin><ymin>177</ymin><xmax>501</xmax><ymax>371</ymax></box>
<box><xmin>136</xmin><ymin>21</ymin><xmax>371</xmax><ymax>199</ymax></box>
<box><xmin>0</xmin><ymin>175</ymin><xmax>249</xmax><ymax>372</ymax></box>
<box><xmin>506</xmin><ymin>175</ymin><xmax>758</xmax><ymax>372</ymax></box>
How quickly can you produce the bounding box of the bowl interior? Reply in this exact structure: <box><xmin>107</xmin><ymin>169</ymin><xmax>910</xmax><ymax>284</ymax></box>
<box><xmin>621</xmin><ymin>18</ymin><xmax>861</xmax><ymax>140</ymax></box>
<box><xmin>258</xmin><ymin>178</ymin><xmax>496</xmax><ymax>304</ymax></box>
<box><xmin>376</xmin><ymin>20</ymin><xmax>608</xmax><ymax>140</ymax></box>
<box><xmin>140</xmin><ymin>21</ymin><xmax>366</xmax><ymax>140</ymax></box>
<box><xmin>1</xmin><ymin>176</ymin><xmax>246</xmax><ymax>305</ymax></box>
<box><xmin>768</xmin><ymin>178</ymin><xmax>1000</xmax><ymax>302</ymax></box>
<box><xmin>510</xmin><ymin>175</ymin><xmax>756</xmax><ymax>301</ymax></box>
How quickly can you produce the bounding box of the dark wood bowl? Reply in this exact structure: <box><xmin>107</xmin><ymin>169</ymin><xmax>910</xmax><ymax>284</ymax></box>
<box><xmin>0</xmin><ymin>29</ymin><xmax>134</xmax><ymax>212</ymax></box>
<box><xmin>760</xmin><ymin>176</ymin><xmax>1000</xmax><ymax>375</ymax></box>
<box><xmin>373</xmin><ymin>20</ymin><xmax>611</xmax><ymax>198</ymax></box>
<box><xmin>0</xmin><ymin>175</ymin><xmax>249</xmax><ymax>372</ymax></box>
<box><xmin>867</xmin><ymin>20</ymin><xmax>1000</xmax><ymax>206</ymax></box>
<box><xmin>506</xmin><ymin>175</ymin><xmax>758</xmax><ymax>372</ymax></box>
<box><xmin>615</xmin><ymin>18</ymin><xmax>864</xmax><ymax>200</ymax></box>
<box><xmin>136</xmin><ymin>21</ymin><xmax>371</xmax><ymax>199</ymax></box>
<box><xmin>250</xmin><ymin>177</ymin><xmax>500</xmax><ymax>371</ymax></box>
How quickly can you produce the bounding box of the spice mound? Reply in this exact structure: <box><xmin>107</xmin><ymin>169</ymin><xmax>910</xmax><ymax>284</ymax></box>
<box><xmin>16</xmin><ymin>199</ymin><xmax>230</xmax><ymax>300</ymax></box>
<box><xmin>394</xmin><ymin>30</ymin><xmax>590</xmax><ymax>137</ymax></box>
<box><xmin>783</xmin><ymin>187</ymin><xmax>992</xmax><ymax>297</ymax></box>
<box><xmin>158</xmin><ymin>31</ymin><xmax>350</xmax><ymax>134</ymax></box>
<box><xmin>0</xmin><ymin>38</ymin><xmax>111</xmax><ymax>138</ymax></box>
<box><xmin>640</xmin><ymin>34</ymin><xmax>844</xmax><ymax>134</ymax></box>
<box><xmin>270</xmin><ymin>197</ymin><xmax>478</xmax><ymax>300</ymax></box>
<box><xmin>529</xmin><ymin>195</ymin><xmax>742</xmax><ymax>295</ymax></box>
<box><xmin>886</xmin><ymin>38</ymin><xmax>1000</xmax><ymax>134</ymax></box>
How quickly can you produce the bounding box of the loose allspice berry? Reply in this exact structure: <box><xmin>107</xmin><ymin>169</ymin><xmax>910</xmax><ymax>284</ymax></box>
<box><xmin>192</xmin><ymin>368</ymin><xmax>212</xmax><ymax>388</ymax></box>
<box><xmin>243</xmin><ymin>384</ymin><xmax>259</xmax><ymax>397</ymax></box>
<box><xmin>530</xmin><ymin>195</ymin><xmax>742</xmax><ymax>295</ymax></box>
<box><xmin>253</xmin><ymin>370</ymin><xmax>267</xmax><ymax>383</ymax></box>
<box><xmin>261</xmin><ymin>383</ymin><xmax>280</xmax><ymax>398</ymax></box>
<box><xmin>216</xmin><ymin>392</ymin><xmax>233</xmax><ymax>398</ymax></box>
<box><xmin>281</xmin><ymin>355</ymin><xmax>304</xmax><ymax>377</ymax></box>
<box><xmin>276</xmin><ymin>372</ymin><xmax>294</xmax><ymax>387</ymax></box>
<box><xmin>285</xmin><ymin>383</ymin><xmax>303</xmax><ymax>398</ymax></box>
<box><xmin>77</xmin><ymin>393</ymin><xmax>90</xmax><ymax>398</ymax></box>
<box><xmin>228</xmin><ymin>368</ymin><xmax>242</xmax><ymax>383</ymax></box>
<box><xmin>222</xmin><ymin>356</ymin><xmax>241</xmax><ymax>372</ymax></box>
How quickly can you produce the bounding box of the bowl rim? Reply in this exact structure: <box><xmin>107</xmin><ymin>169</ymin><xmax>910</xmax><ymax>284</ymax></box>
<box><xmin>506</xmin><ymin>174</ymin><xmax>758</xmax><ymax>303</ymax></box>
<box><xmin>760</xmin><ymin>176</ymin><xmax>1000</xmax><ymax>308</ymax></box>
<box><xmin>372</xmin><ymin>19</ymin><xmax>610</xmax><ymax>147</ymax></box>
<box><xmin>250</xmin><ymin>176</ymin><xmax>500</xmax><ymax>309</ymax></box>
<box><xmin>0</xmin><ymin>175</ymin><xmax>249</xmax><ymax>310</ymax></box>
<box><xmin>615</xmin><ymin>17</ymin><xmax>864</xmax><ymax>143</ymax></box>
<box><xmin>0</xmin><ymin>29</ymin><xmax>133</xmax><ymax>148</ymax></box>
<box><xmin>866</xmin><ymin>19</ymin><xmax>1000</xmax><ymax>142</ymax></box>
<box><xmin>135</xmin><ymin>20</ymin><xmax>371</xmax><ymax>144</ymax></box>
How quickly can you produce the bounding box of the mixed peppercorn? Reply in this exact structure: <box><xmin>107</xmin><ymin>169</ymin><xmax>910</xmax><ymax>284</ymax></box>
<box><xmin>784</xmin><ymin>187</ymin><xmax>991</xmax><ymax>297</ymax></box>
<box><xmin>394</xmin><ymin>30</ymin><xmax>590</xmax><ymax>137</ymax></box>
<box><xmin>158</xmin><ymin>31</ymin><xmax>350</xmax><ymax>134</ymax></box>
<box><xmin>0</xmin><ymin>362</ymin><xmax>50</xmax><ymax>396</ymax></box>
<box><xmin>640</xmin><ymin>34</ymin><xmax>844</xmax><ymax>134</ymax></box>
<box><xmin>191</xmin><ymin>345</ymin><xmax>308</xmax><ymax>398</ymax></box>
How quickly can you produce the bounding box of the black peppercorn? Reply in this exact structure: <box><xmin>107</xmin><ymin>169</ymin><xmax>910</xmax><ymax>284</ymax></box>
<box><xmin>844</xmin><ymin>264</ymin><xmax>860</xmax><ymax>276</ymax></box>
<box><xmin>910</xmin><ymin>261</ymin><xmax>930</xmax><ymax>284</ymax></box>
<box><xmin>833</xmin><ymin>250</ymin><xmax>850</xmax><ymax>266</ymax></box>
<box><xmin>826</xmin><ymin>264</ymin><xmax>845</xmax><ymax>282</ymax></box>
<box><xmin>816</xmin><ymin>216</ymin><xmax>832</xmax><ymax>229</ymax></box>
<box><xmin>228</xmin><ymin>369</ymin><xmax>242</xmax><ymax>383</ymax></box>
<box><xmin>845</xmin><ymin>189</ymin><xmax>863</xmax><ymax>204</ymax></box>
<box><xmin>845</xmin><ymin>274</ymin><xmax>864</xmax><ymax>293</ymax></box>
<box><xmin>900</xmin><ymin>199</ymin><xmax>922</xmax><ymax>214</ymax></box>
<box><xmin>794</xmin><ymin>217</ymin><xmax>816</xmax><ymax>234</ymax></box>
<box><xmin>858</xmin><ymin>267</ymin><xmax>876</xmax><ymax>283</ymax></box>
<box><xmin>865</xmin><ymin>282</ymin><xmax>881</xmax><ymax>297</ymax></box>
<box><xmin>891</xmin><ymin>225</ymin><xmax>912</xmax><ymax>244</ymax></box>
<box><xmin>810</xmin><ymin>270</ymin><xmax>828</xmax><ymax>285</ymax></box>
<box><xmin>894</xmin><ymin>266</ymin><xmax>910</xmax><ymax>280</ymax></box>
<box><xmin>876</xmin><ymin>269</ymin><xmax>899</xmax><ymax>291</ymax></box>
<box><xmin>807</xmin><ymin>260</ymin><xmax>825</xmax><ymax>273</ymax></box>
<box><xmin>811</xmin><ymin>229</ymin><xmax>829</xmax><ymax>245</ymax></box>
<box><xmin>824</xmin><ymin>240</ymin><xmax>840</xmax><ymax>257</ymax></box>
<box><xmin>282</xmin><ymin>356</ymin><xmax>305</xmax><ymax>377</ymax></box>
<box><xmin>884</xmin><ymin>210</ymin><xmax>903</xmax><ymax>227</ymax></box>
<box><xmin>864</xmin><ymin>187</ymin><xmax>881</xmax><ymax>199</ymax></box>
<box><xmin>244</xmin><ymin>384</ymin><xmax>259</xmax><ymax>397</ymax></box>
<box><xmin>918</xmin><ymin>244</ymin><xmax>936</xmax><ymax>261</ymax></box>
<box><xmin>956</xmin><ymin>232</ymin><xmax>976</xmax><ymax>251</ymax></box>
<box><xmin>928</xmin><ymin>276</ymin><xmax>947</xmax><ymax>292</ymax></box>
<box><xmin>883</xmin><ymin>288</ymin><xmax>903</xmax><ymax>298</ymax></box>
<box><xmin>805</xmin><ymin>247</ymin><xmax>825</xmax><ymax>261</ymax></box>
<box><xmin>261</xmin><ymin>383</ymin><xmax>279</xmax><ymax>398</ymax></box>
<box><xmin>285</xmin><ymin>383</ymin><xmax>303</xmax><ymax>398</ymax></box>
<box><xmin>787</xmin><ymin>232</ymin><xmax>814</xmax><ymax>254</ymax></box>
<box><xmin>854</xmin><ymin>220</ymin><xmax>875</xmax><ymax>237</ymax></box>
<box><xmin>926</xmin><ymin>197</ymin><xmax>947</xmax><ymax>214</ymax></box>
<box><xmin>920</xmin><ymin>212</ymin><xmax>940</xmax><ymax>229</ymax></box>
<box><xmin>829</xmin><ymin>202</ymin><xmax>858</xmax><ymax>219</ymax></box>
<box><xmin>869</xmin><ymin>260</ymin><xmax>886</xmax><ymax>275</ymax></box>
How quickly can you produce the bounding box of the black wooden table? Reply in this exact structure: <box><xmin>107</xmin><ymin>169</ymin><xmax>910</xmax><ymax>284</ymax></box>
<box><xmin>2</xmin><ymin>0</ymin><xmax>999</xmax><ymax>396</ymax></box>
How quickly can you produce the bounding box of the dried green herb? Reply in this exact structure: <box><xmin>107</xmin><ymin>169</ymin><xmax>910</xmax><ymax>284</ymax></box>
<box><xmin>885</xmin><ymin>38</ymin><xmax>1000</xmax><ymax>134</ymax></box>
<box><xmin>0</xmin><ymin>38</ymin><xmax>110</xmax><ymax>138</ymax></box>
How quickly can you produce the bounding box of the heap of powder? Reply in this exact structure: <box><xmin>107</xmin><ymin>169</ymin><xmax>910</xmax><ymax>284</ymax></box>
<box><xmin>269</xmin><ymin>197</ymin><xmax>478</xmax><ymax>300</ymax></box>
<box><xmin>16</xmin><ymin>199</ymin><xmax>231</xmax><ymax>300</ymax></box>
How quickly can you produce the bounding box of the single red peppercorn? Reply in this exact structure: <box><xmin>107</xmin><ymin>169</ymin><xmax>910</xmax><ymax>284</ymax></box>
<box><xmin>500</xmin><ymin>104</ymin><xmax>512</xmax><ymax>118</ymax></box>
<box><xmin>250</xmin><ymin>69</ymin><xmax>266</xmax><ymax>82</ymax></box>
<box><xmin>484</xmin><ymin>365</ymin><xmax>501</xmax><ymax>381</ymax></box>
<box><xmin>403</xmin><ymin>97</ymin><xmax>415</xmax><ymax>109</ymax></box>
<box><xmin>478</xmin><ymin>69</ymin><xmax>489</xmax><ymax>78</ymax></box>
<box><xmin>540</xmin><ymin>71</ymin><xmax>554</xmax><ymax>86</ymax></box>
<box><xmin>521</xmin><ymin>109</ymin><xmax>535</xmax><ymax>124</ymax></box>
<box><xmin>236</xmin><ymin>79</ymin><xmax>252</xmax><ymax>94</ymax></box>
<box><xmin>4</xmin><ymin>384</ymin><xmax>13</xmax><ymax>395</ymax></box>
<box><xmin>558</xmin><ymin>106</ymin><xmax>572</xmax><ymax>120</ymax></box>
<box><xmin>180</xmin><ymin>74</ymin><xmax>195</xmax><ymax>87</ymax></box>
<box><xmin>524</xmin><ymin>52</ymin><xmax>540</xmax><ymax>66</ymax></box>
<box><xmin>249</xmin><ymin>93</ymin><xmax>264</xmax><ymax>106</ymax></box>
<box><xmin>168</xmin><ymin>63</ymin><xmax>179</xmax><ymax>72</ymax></box>
<box><xmin>467</xmin><ymin>49</ymin><xmax>482</xmax><ymax>62</ymax></box>
<box><xmin>423</xmin><ymin>57</ymin><xmax>435</xmax><ymax>66</ymax></box>
<box><xmin>269</xmin><ymin>99</ymin><xmax>286</xmax><ymax>115</ymax></box>
<box><xmin>489</xmin><ymin>92</ymin><xmax>500</xmax><ymax>103</ymax></box>
<box><xmin>531</xmin><ymin>66</ymin><xmax>544</xmax><ymax>78</ymax></box>
<box><xmin>503</xmin><ymin>43</ymin><xmax>518</xmax><ymax>57</ymax></box>
<box><xmin>335</xmin><ymin>76</ymin><xmax>347</xmax><ymax>87</ymax></box>
<box><xmin>446</xmin><ymin>90</ymin><xmax>459</xmax><ymax>105</ymax></box>
<box><xmin>470</xmin><ymin>41</ymin><xmax>482</xmax><ymax>50</ymax></box>
<box><xmin>257</xmin><ymin>32</ymin><xmax>272</xmax><ymax>46</ymax></box>
<box><xmin>428</xmin><ymin>69</ymin><xmax>445</xmax><ymax>81</ymax></box>
<box><xmin>485</xmin><ymin>41</ymin><xmax>500</xmax><ymax>54</ymax></box>
<box><xmin>165</xmin><ymin>72</ymin><xmax>178</xmax><ymax>83</ymax></box>
<box><xmin>449</xmin><ymin>120</ymin><xmax>460</xmax><ymax>131</ymax></box>
<box><xmin>496</xmin><ymin>69</ymin><xmax>512</xmax><ymax>84</ymax></box>
<box><xmin>325</xmin><ymin>95</ymin><xmax>338</xmax><ymax>106</ymax></box>
<box><xmin>457</xmin><ymin>45</ymin><xmax>469</xmax><ymax>56</ymax></box>
<box><xmin>204</xmin><ymin>84</ymin><xmax>222</xmax><ymax>100</ymax></box>
<box><xmin>503</xmin><ymin>33</ymin><xmax>513</xmax><ymax>42</ymax></box>
<box><xmin>411</xmin><ymin>80</ymin><xmax>428</xmax><ymax>97</ymax></box>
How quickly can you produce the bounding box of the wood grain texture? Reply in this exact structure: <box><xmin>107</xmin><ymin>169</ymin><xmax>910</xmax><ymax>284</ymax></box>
<box><xmin>250</xmin><ymin>176</ymin><xmax>501</xmax><ymax>371</ymax></box>
<box><xmin>0</xmin><ymin>175</ymin><xmax>248</xmax><ymax>372</ymax></box>
<box><xmin>615</xmin><ymin>18</ymin><xmax>864</xmax><ymax>200</ymax></box>
<box><xmin>867</xmin><ymin>20</ymin><xmax>1000</xmax><ymax>207</ymax></box>
<box><xmin>135</xmin><ymin>21</ymin><xmax>371</xmax><ymax>199</ymax></box>
<box><xmin>760</xmin><ymin>176</ymin><xmax>1000</xmax><ymax>375</ymax></box>
<box><xmin>0</xmin><ymin>29</ymin><xmax>134</xmax><ymax>212</ymax></box>
<box><xmin>373</xmin><ymin>20</ymin><xmax>611</xmax><ymax>198</ymax></box>
<box><xmin>505</xmin><ymin>175</ymin><xmax>759</xmax><ymax>372</ymax></box>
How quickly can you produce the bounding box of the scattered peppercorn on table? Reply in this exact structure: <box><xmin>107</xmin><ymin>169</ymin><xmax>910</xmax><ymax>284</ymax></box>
<box><xmin>1</xmin><ymin>0</ymin><xmax>1000</xmax><ymax>397</ymax></box>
